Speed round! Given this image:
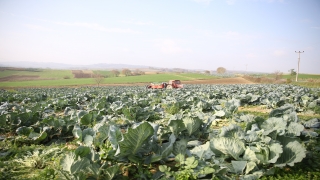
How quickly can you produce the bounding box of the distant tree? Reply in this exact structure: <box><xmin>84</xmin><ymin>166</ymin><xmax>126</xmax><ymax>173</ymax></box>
<box><xmin>204</xmin><ymin>70</ymin><xmax>210</xmax><ymax>74</ymax></box>
<box><xmin>289</xmin><ymin>69</ymin><xmax>296</xmax><ymax>76</ymax></box>
<box><xmin>132</xmin><ymin>69</ymin><xmax>145</xmax><ymax>76</ymax></box>
<box><xmin>93</xmin><ymin>74</ymin><xmax>104</xmax><ymax>87</ymax></box>
<box><xmin>111</xmin><ymin>69</ymin><xmax>120</xmax><ymax>77</ymax></box>
<box><xmin>217</xmin><ymin>67</ymin><xmax>226</xmax><ymax>74</ymax></box>
<box><xmin>274</xmin><ymin>70</ymin><xmax>283</xmax><ymax>80</ymax></box>
<box><xmin>122</xmin><ymin>69</ymin><xmax>132</xmax><ymax>76</ymax></box>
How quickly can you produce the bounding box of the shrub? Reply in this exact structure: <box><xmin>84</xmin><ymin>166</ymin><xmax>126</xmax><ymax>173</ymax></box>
<box><xmin>63</xmin><ymin>76</ymin><xmax>70</xmax><ymax>79</ymax></box>
<box><xmin>307</xmin><ymin>78</ymin><xmax>316</xmax><ymax>83</ymax></box>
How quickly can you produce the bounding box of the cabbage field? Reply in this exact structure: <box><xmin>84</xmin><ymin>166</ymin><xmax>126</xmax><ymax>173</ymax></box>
<box><xmin>0</xmin><ymin>84</ymin><xmax>320</xmax><ymax>180</ymax></box>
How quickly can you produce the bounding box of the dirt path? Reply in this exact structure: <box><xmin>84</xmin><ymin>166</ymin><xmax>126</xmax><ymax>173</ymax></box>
<box><xmin>183</xmin><ymin>77</ymin><xmax>255</xmax><ymax>84</ymax></box>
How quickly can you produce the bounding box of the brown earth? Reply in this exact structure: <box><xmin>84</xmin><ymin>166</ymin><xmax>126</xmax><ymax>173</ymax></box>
<box><xmin>183</xmin><ymin>77</ymin><xmax>255</xmax><ymax>84</ymax></box>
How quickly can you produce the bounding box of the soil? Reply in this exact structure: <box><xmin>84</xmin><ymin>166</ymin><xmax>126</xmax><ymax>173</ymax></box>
<box><xmin>183</xmin><ymin>77</ymin><xmax>255</xmax><ymax>85</ymax></box>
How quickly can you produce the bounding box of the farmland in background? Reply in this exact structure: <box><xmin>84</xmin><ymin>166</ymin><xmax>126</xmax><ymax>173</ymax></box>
<box><xmin>282</xmin><ymin>74</ymin><xmax>320</xmax><ymax>79</ymax></box>
<box><xmin>0</xmin><ymin>68</ymin><xmax>224</xmax><ymax>88</ymax></box>
<box><xmin>0</xmin><ymin>68</ymin><xmax>73</xmax><ymax>79</ymax></box>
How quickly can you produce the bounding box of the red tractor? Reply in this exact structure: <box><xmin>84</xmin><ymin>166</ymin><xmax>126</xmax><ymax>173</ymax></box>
<box><xmin>146</xmin><ymin>80</ymin><xmax>183</xmax><ymax>89</ymax></box>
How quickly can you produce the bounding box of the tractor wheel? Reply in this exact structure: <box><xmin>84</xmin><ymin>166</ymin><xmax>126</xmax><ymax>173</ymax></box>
<box><xmin>166</xmin><ymin>85</ymin><xmax>172</xmax><ymax>89</ymax></box>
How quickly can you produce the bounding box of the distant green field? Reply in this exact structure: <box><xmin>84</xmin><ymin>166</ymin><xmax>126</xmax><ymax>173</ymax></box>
<box><xmin>282</xmin><ymin>74</ymin><xmax>320</xmax><ymax>79</ymax></box>
<box><xmin>0</xmin><ymin>73</ymin><xmax>217</xmax><ymax>88</ymax></box>
<box><xmin>0</xmin><ymin>69</ymin><xmax>73</xmax><ymax>79</ymax></box>
<box><xmin>178</xmin><ymin>73</ymin><xmax>217</xmax><ymax>80</ymax></box>
<box><xmin>93</xmin><ymin>70</ymin><xmax>114</xmax><ymax>77</ymax></box>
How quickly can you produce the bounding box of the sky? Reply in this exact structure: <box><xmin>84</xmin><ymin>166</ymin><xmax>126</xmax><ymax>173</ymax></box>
<box><xmin>0</xmin><ymin>0</ymin><xmax>319</xmax><ymax>73</ymax></box>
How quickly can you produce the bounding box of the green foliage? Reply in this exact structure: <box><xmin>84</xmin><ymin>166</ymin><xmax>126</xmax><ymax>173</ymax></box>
<box><xmin>0</xmin><ymin>84</ymin><xmax>319</xmax><ymax>179</ymax></box>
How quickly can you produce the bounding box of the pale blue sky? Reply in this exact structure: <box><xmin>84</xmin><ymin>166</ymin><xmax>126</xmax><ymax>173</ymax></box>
<box><xmin>0</xmin><ymin>0</ymin><xmax>319</xmax><ymax>73</ymax></box>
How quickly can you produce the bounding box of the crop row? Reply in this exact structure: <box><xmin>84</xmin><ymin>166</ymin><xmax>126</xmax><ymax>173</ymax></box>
<box><xmin>0</xmin><ymin>84</ymin><xmax>319</xmax><ymax>179</ymax></box>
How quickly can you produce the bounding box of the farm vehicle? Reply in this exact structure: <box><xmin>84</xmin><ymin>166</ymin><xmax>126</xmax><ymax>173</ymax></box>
<box><xmin>146</xmin><ymin>80</ymin><xmax>183</xmax><ymax>89</ymax></box>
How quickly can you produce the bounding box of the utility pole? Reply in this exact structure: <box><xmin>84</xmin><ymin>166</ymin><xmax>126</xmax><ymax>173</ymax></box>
<box><xmin>295</xmin><ymin>51</ymin><xmax>304</xmax><ymax>82</ymax></box>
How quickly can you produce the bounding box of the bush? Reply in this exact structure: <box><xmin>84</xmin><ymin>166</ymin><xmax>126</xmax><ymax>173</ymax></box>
<box><xmin>63</xmin><ymin>76</ymin><xmax>70</xmax><ymax>79</ymax></box>
<box><xmin>286</xmin><ymin>78</ymin><xmax>292</xmax><ymax>83</ymax></box>
<box><xmin>307</xmin><ymin>78</ymin><xmax>316</xmax><ymax>83</ymax></box>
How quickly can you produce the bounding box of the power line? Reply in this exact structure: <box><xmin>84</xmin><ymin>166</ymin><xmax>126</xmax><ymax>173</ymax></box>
<box><xmin>295</xmin><ymin>51</ymin><xmax>304</xmax><ymax>82</ymax></box>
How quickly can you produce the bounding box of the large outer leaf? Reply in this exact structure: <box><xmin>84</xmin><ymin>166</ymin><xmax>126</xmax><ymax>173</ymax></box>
<box><xmin>151</xmin><ymin>133</ymin><xmax>176</xmax><ymax>163</ymax></box>
<box><xmin>304</xmin><ymin>118</ymin><xmax>320</xmax><ymax>128</ymax></box>
<box><xmin>210</xmin><ymin>137</ymin><xmax>245</xmax><ymax>160</ymax></box>
<box><xmin>220</xmin><ymin>124</ymin><xmax>245</xmax><ymax>139</ymax></box>
<box><xmin>269</xmin><ymin>104</ymin><xmax>295</xmax><ymax>118</ymax></box>
<box><xmin>80</xmin><ymin>113</ymin><xmax>93</xmax><ymax>125</ymax></box>
<box><xmin>232</xmin><ymin>160</ymin><xmax>247</xmax><ymax>174</ymax></box>
<box><xmin>28</xmin><ymin>131</ymin><xmax>47</xmax><ymax>143</ymax></box>
<box><xmin>268</xmin><ymin>142</ymin><xmax>283</xmax><ymax>163</ymax></box>
<box><xmin>168</xmin><ymin>119</ymin><xmax>186</xmax><ymax>135</ymax></box>
<box><xmin>245</xmin><ymin>161</ymin><xmax>257</xmax><ymax>175</ymax></box>
<box><xmin>93</xmin><ymin>121</ymin><xmax>109</xmax><ymax>146</ymax></box>
<box><xmin>159</xmin><ymin>133</ymin><xmax>176</xmax><ymax>158</ymax></box>
<box><xmin>243</xmin><ymin>148</ymin><xmax>259</xmax><ymax>163</ymax></box>
<box><xmin>275</xmin><ymin>140</ymin><xmax>306</xmax><ymax>167</ymax></box>
<box><xmin>261</xmin><ymin>117</ymin><xmax>287</xmax><ymax>136</ymax></box>
<box><xmin>70</xmin><ymin>158</ymin><xmax>91</xmax><ymax>174</ymax></box>
<box><xmin>118</xmin><ymin>122</ymin><xmax>154</xmax><ymax>156</ymax></box>
<box><xmin>109</xmin><ymin>125</ymin><xmax>123</xmax><ymax>150</ymax></box>
<box><xmin>191</xmin><ymin>141</ymin><xmax>215</xmax><ymax>160</ymax></box>
<box><xmin>75</xmin><ymin>146</ymin><xmax>91</xmax><ymax>158</ymax></box>
<box><xmin>72</xmin><ymin>124</ymin><xmax>82</xmax><ymax>140</ymax></box>
<box><xmin>16</xmin><ymin>126</ymin><xmax>33</xmax><ymax>136</ymax></box>
<box><xmin>286</xmin><ymin>122</ymin><xmax>304</xmax><ymax>136</ymax></box>
<box><xmin>240</xmin><ymin>170</ymin><xmax>264</xmax><ymax>180</ymax></box>
<box><xmin>83</xmin><ymin>128</ymin><xmax>95</xmax><ymax>137</ymax></box>
<box><xmin>84</xmin><ymin>135</ymin><xmax>94</xmax><ymax>146</ymax></box>
<box><xmin>173</xmin><ymin>139</ymin><xmax>188</xmax><ymax>155</ymax></box>
<box><xmin>183</xmin><ymin>116</ymin><xmax>202</xmax><ymax>136</ymax></box>
<box><xmin>60</xmin><ymin>152</ymin><xmax>76</xmax><ymax>173</ymax></box>
<box><xmin>104</xmin><ymin>165</ymin><xmax>119</xmax><ymax>180</ymax></box>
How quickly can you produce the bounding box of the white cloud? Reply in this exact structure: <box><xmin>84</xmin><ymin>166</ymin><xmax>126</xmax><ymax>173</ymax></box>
<box><xmin>154</xmin><ymin>39</ymin><xmax>191</xmax><ymax>54</ymax></box>
<box><xmin>25</xmin><ymin>24</ymin><xmax>53</xmax><ymax>31</ymax></box>
<box><xmin>55</xmin><ymin>21</ymin><xmax>139</xmax><ymax>33</ymax></box>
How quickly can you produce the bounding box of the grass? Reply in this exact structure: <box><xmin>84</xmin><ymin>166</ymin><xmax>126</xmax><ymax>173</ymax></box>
<box><xmin>282</xmin><ymin>74</ymin><xmax>320</xmax><ymax>79</ymax></box>
<box><xmin>93</xmin><ymin>70</ymin><xmax>114</xmax><ymax>77</ymax></box>
<box><xmin>0</xmin><ymin>69</ymin><xmax>74</xmax><ymax>79</ymax></box>
<box><xmin>0</xmin><ymin>73</ymin><xmax>217</xmax><ymax>88</ymax></box>
<box><xmin>176</xmin><ymin>73</ymin><xmax>218</xmax><ymax>80</ymax></box>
